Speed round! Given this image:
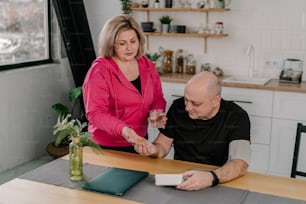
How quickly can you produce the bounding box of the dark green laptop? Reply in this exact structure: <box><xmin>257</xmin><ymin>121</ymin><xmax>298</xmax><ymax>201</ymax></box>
<box><xmin>82</xmin><ymin>167</ymin><xmax>149</xmax><ymax>196</ymax></box>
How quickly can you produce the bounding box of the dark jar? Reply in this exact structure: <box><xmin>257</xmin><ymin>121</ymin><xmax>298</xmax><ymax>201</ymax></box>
<box><xmin>162</xmin><ymin>50</ymin><xmax>173</xmax><ymax>73</ymax></box>
<box><xmin>165</xmin><ymin>0</ymin><xmax>173</xmax><ymax>8</ymax></box>
<box><xmin>186</xmin><ymin>54</ymin><xmax>196</xmax><ymax>74</ymax></box>
<box><xmin>175</xmin><ymin>49</ymin><xmax>184</xmax><ymax>73</ymax></box>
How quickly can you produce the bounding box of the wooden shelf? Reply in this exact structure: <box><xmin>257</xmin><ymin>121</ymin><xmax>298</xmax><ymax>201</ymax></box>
<box><xmin>133</xmin><ymin>6</ymin><xmax>230</xmax><ymax>53</ymax></box>
<box><xmin>143</xmin><ymin>32</ymin><xmax>228</xmax><ymax>53</ymax></box>
<box><xmin>132</xmin><ymin>7</ymin><xmax>230</xmax><ymax>12</ymax></box>
<box><xmin>143</xmin><ymin>32</ymin><xmax>228</xmax><ymax>37</ymax></box>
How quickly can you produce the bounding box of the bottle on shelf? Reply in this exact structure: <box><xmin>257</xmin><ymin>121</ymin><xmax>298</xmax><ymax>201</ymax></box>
<box><xmin>215</xmin><ymin>21</ymin><xmax>224</xmax><ymax>34</ymax></box>
<box><xmin>185</xmin><ymin>54</ymin><xmax>196</xmax><ymax>74</ymax></box>
<box><xmin>162</xmin><ymin>49</ymin><xmax>173</xmax><ymax>73</ymax></box>
<box><xmin>175</xmin><ymin>49</ymin><xmax>184</xmax><ymax>73</ymax></box>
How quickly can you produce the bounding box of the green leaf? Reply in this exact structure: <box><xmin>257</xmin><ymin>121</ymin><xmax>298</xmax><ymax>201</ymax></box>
<box><xmin>68</xmin><ymin>87</ymin><xmax>82</xmax><ymax>101</ymax></box>
<box><xmin>159</xmin><ymin>15</ymin><xmax>172</xmax><ymax>24</ymax></box>
<box><xmin>145</xmin><ymin>52</ymin><xmax>161</xmax><ymax>61</ymax></box>
<box><xmin>52</xmin><ymin>114</ymin><xmax>102</xmax><ymax>153</ymax></box>
<box><xmin>80</xmin><ymin>135</ymin><xmax>103</xmax><ymax>154</ymax></box>
<box><xmin>120</xmin><ymin>0</ymin><xmax>132</xmax><ymax>15</ymax></box>
<box><xmin>54</xmin><ymin>129</ymin><xmax>71</xmax><ymax>147</ymax></box>
<box><xmin>51</xmin><ymin>103</ymin><xmax>69</xmax><ymax>116</ymax></box>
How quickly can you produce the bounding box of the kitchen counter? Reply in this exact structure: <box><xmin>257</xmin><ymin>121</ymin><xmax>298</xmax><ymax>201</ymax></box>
<box><xmin>160</xmin><ymin>73</ymin><xmax>306</xmax><ymax>93</ymax></box>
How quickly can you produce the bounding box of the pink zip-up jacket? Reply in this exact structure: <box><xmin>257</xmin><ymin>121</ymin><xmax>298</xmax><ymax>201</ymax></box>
<box><xmin>83</xmin><ymin>56</ymin><xmax>166</xmax><ymax>147</ymax></box>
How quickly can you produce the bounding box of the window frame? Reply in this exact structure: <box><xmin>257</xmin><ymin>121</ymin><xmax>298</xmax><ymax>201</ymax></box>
<box><xmin>0</xmin><ymin>0</ymin><xmax>52</xmax><ymax>71</ymax></box>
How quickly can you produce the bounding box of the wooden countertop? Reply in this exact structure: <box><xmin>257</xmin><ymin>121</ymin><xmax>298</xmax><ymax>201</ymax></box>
<box><xmin>160</xmin><ymin>73</ymin><xmax>306</xmax><ymax>93</ymax></box>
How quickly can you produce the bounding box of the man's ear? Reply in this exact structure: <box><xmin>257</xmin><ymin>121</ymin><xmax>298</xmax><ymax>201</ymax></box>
<box><xmin>214</xmin><ymin>95</ymin><xmax>222</xmax><ymax>106</ymax></box>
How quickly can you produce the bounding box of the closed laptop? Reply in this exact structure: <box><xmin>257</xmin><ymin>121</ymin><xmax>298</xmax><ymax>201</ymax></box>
<box><xmin>82</xmin><ymin>167</ymin><xmax>149</xmax><ymax>196</ymax></box>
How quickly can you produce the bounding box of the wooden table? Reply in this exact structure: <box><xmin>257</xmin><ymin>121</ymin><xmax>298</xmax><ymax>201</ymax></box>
<box><xmin>1</xmin><ymin>147</ymin><xmax>306</xmax><ymax>203</ymax></box>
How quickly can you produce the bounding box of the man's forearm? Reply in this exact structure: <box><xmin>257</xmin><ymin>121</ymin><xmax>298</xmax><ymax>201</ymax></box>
<box><xmin>152</xmin><ymin>142</ymin><xmax>169</xmax><ymax>158</ymax></box>
<box><xmin>214</xmin><ymin>159</ymin><xmax>248</xmax><ymax>184</ymax></box>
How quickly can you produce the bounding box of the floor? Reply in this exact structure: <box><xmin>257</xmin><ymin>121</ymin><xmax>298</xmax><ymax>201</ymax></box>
<box><xmin>0</xmin><ymin>154</ymin><xmax>54</xmax><ymax>185</ymax></box>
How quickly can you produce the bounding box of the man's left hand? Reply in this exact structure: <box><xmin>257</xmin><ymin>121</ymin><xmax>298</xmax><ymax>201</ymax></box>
<box><xmin>176</xmin><ymin>170</ymin><xmax>213</xmax><ymax>191</ymax></box>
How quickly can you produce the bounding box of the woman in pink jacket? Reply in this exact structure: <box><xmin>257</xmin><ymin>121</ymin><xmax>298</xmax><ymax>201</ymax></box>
<box><xmin>83</xmin><ymin>14</ymin><xmax>166</xmax><ymax>153</ymax></box>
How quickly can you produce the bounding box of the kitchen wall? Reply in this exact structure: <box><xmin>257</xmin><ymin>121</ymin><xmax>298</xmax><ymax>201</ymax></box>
<box><xmin>84</xmin><ymin>0</ymin><xmax>306</xmax><ymax>80</ymax></box>
<box><xmin>0</xmin><ymin>59</ymin><xmax>74</xmax><ymax>173</ymax></box>
<box><xmin>0</xmin><ymin>7</ymin><xmax>75</xmax><ymax>173</ymax></box>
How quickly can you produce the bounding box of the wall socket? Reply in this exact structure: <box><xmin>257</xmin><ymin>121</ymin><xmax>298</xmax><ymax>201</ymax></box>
<box><xmin>264</xmin><ymin>58</ymin><xmax>284</xmax><ymax>69</ymax></box>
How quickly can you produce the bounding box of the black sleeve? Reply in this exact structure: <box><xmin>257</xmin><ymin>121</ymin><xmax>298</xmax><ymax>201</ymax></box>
<box><xmin>229</xmin><ymin>108</ymin><xmax>251</xmax><ymax>142</ymax></box>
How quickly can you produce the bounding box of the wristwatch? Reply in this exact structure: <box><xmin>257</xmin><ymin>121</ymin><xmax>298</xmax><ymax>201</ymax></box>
<box><xmin>209</xmin><ymin>171</ymin><xmax>219</xmax><ymax>187</ymax></box>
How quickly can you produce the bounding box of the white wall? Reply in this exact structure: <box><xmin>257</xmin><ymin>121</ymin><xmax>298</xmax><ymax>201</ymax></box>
<box><xmin>84</xmin><ymin>0</ymin><xmax>306</xmax><ymax>80</ymax></box>
<box><xmin>0</xmin><ymin>4</ymin><xmax>75</xmax><ymax>174</ymax></box>
<box><xmin>0</xmin><ymin>58</ymin><xmax>74</xmax><ymax>173</ymax></box>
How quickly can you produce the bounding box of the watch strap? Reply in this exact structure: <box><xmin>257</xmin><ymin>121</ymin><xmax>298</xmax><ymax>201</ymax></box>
<box><xmin>209</xmin><ymin>170</ymin><xmax>219</xmax><ymax>187</ymax></box>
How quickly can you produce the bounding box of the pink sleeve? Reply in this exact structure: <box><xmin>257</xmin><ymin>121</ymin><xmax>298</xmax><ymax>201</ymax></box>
<box><xmin>82</xmin><ymin>64</ymin><xmax>125</xmax><ymax>137</ymax></box>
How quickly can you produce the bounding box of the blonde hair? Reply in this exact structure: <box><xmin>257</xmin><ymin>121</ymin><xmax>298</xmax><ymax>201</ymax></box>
<box><xmin>98</xmin><ymin>14</ymin><xmax>145</xmax><ymax>58</ymax></box>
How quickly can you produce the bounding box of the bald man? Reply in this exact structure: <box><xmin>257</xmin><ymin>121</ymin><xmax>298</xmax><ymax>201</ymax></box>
<box><xmin>135</xmin><ymin>71</ymin><xmax>251</xmax><ymax>190</ymax></box>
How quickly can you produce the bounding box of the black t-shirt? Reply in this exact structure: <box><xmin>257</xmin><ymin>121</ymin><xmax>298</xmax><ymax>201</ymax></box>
<box><xmin>160</xmin><ymin>97</ymin><xmax>250</xmax><ymax>166</ymax></box>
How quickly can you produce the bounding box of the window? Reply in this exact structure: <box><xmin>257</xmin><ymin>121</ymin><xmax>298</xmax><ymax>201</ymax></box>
<box><xmin>0</xmin><ymin>0</ymin><xmax>51</xmax><ymax>70</ymax></box>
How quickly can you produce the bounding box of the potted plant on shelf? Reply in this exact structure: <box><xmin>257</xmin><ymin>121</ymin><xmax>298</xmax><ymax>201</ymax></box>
<box><xmin>145</xmin><ymin>52</ymin><xmax>161</xmax><ymax>63</ymax></box>
<box><xmin>218</xmin><ymin>0</ymin><xmax>225</xmax><ymax>8</ymax></box>
<box><xmin>154</xmin><ymin>0</ymin><xmax>160</xmax><ymax>8</ymax></box>
<box><xmin>146</xmin><ymin>51</ymin><xmax>162</xmax><ymax>73</ymax></box>
<box><xmin>53</xmin><ymin>114</ymin><xmax>102</xmax><ymax>181</ymax></box>
<box><xmin>47</xmin><ymin>86</ymin><xmax>84</xmax><ymax>158</ymax></box>
<box><xmin>120</xmin><ymin>0</ymin><xmax>132</xmax><ymax>15</ymax></box>
<box><xmin>159</xmin><ymin>15</ymin><xmax>172</xmax><ymax>33</ymax></box>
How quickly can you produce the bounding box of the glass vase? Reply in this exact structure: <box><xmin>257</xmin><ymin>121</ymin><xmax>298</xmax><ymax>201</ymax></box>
<box><xmin>69</xmin><ymin>137</ymin><xmax>83</xmax><ymax>181</ymax></box>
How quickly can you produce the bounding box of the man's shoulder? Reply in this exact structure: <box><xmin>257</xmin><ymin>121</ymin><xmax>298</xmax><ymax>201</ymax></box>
<box><xmin>172</xmin><ymin>97</ymin><xmax>185</xmax><ymax>108</ymax></box>
<box><xmin>221</xmin><ymin>99</ymin><xmax>248</xmax><ymax>113</ymax></box>
<box><xmin>220</xmin><ymin>99</ymin><xmax>250</xmax><ymax>121</ymax></box>
<box><xmin>168</xmin><ymin>97</ymin><xmax>186</xmax><ymax>116</ymax></box>
<box><xmin>173</xmin><ymin>96</ymin><xmax>184</xmax><ymax>103</ymax></box>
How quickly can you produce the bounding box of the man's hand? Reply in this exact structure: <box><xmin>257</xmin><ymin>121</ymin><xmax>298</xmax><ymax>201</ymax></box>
<box><xmin>176</xmin><ymin>170</ymin><xmax>214</xmax><ymax>191</ymax></box>
<box><xmin>134</xmin><ymin>141</ymin><xmax>158</xmax><ymax>157</ymax></box>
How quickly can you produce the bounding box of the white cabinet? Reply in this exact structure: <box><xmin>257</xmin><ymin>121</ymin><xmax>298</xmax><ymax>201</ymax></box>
<box><xmin>222</xmin><ymin>87</ymin><xmax>273</xmax><ymax>117</ymax></box>
<box><xmin>269</xmin><ymin>91</ymin><xmax>306</xmax><ymax>177</ymax></box>
<box><xmin>250</xmin><ymin>144</ymin><xmax>270</xmax><ymax>173</ymax></box>
<box><xmin>161</xmin><ymin>82</ymin><xmax>185</xmax><ymax>159</ymax></box>
<box><xmin>269</xmin><ymin>119</ymin><xmax>297</xmax><ymax>176</ymax></box>
<box><xmin>222</xmin><ymin>87</ymin><xmax>273</xmax><ymax>173</ymax></box>
<box><xmin>148</xmin><ymin>81</ymin><xmax>184</xmax><ymax>141</ymax></box>
<box><xmin>162</xmin><ymin>82</ymin><xmax>185</xmax><ymax>111</ymax></box>
<box><xmin>273</xmin><ymin>91</ymin><xmax>306</xmax><ymax>121</ymax></box>
<box><xmin>147</xmin><ymin>82</ymin><xmax>184</xmax><ymax>159</ymax></box>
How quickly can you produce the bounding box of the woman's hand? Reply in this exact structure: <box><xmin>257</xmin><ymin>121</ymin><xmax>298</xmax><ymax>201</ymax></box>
<box><xmin>122</xmin><ymin>126</ymin><xmax>146</xmax><ymax>145</ymax></box>
<box><xmin>148</xmin><ymin>109</ymin><xmax>167</xmax><ymax>129</ymax></box>
<box><xmin>134</xmin><ymin>141</ymin><xmax>158</xmax><ymax>157</ymax></box>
